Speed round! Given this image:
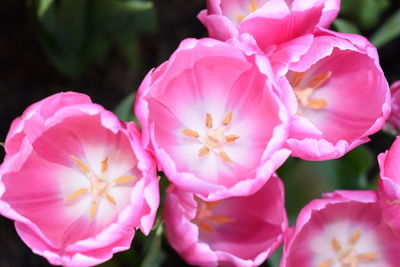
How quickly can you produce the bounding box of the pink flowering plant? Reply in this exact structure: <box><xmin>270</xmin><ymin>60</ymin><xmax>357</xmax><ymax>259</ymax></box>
<box><xmin>2</xmin><ymin>0</ymin><xmax>400</xmax><ymax>266</ymax></box>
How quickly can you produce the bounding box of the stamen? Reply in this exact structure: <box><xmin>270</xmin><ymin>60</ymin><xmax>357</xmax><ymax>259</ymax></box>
<box><xmin>237</xmin><ymin>14</ymin><xmax>245</xmax><ymax>23</ymax></box>
<box><xmin>357</xmin><ymin>252</ymin><xmax>380</xmax><ymax>262</ymax></box>
<box><xmin>65</xmin><ymin>188</ymin><xmax>88</xmax><ymax>201</ymax></box>
<box><xmin>249</xmin><ymin>0</ymin><xmax>258</xmax><ymax>12</ymax></box>
<box><xmin>105</xmin><ymin>192</ymin><xmax>116</xmax><ymax>205</ymax></box>
<box><xmin>225</xmin><ymin>134</ymin><xmax>240</xmax><ymax>143</ymax></box>
<box><xmin>307</xmin><ymin>71</ymin><xmax>332</xmax><ymax>89</ymax></box>
<box><xmin>222</xmin><ymin>112</ymin><xmax>233</xmax><ymax>125</ymax></box>
<box><xmin>206</xmin><ymin>113</ymin><xmax>213</xmax><ymax>129</ymax></box>
<box><xmin>318</xmin><ymin>259</ymin><xmax>334</xmax><ymax>267</ymax></box>
<box><xmin>331</xmin><ymin>238</ymin><xmax>342</xmax><ymax>252</ymax></box>
<box><xmin>210</xmin><ymin>215</ymin><xmax>235</xmax><ymax>224</ymax></box>
<box><xmin>182</xmin><ymin>128</ymin><xmax>200</xmax><ymax>138</ymax></box>
<box><xmin>70</xmin><ymin>155</ymin><xmax>90</xmax><ymax>174</ymax></box>
<box><xmin>291</xmin><ymin>72</ymin><xmax>305</xmax><ymax>87</ymax></box>
<box><xmin>199</xmin><ymin>222</ymin><xmax>213</xmax><ymax>232</ymax></box>
<box><xmin>101</xmin><ymin>157</ymin><xmax>108</xmax><ymax>173</ymax></box>
<box><xmin>199</xmin><ymin>146</ymin><xmax>210</xmax><ymax>156</ymax></box>
<box><xmin>89</xmin><ymin>202</ymin><xmax>98</xmax><ymax>221</ymax></box>
<box><xmin>219</xmin><ymin>151</ymin><xmax>233</xmax><ymax>163</ymax></box>
<box><xmin>349</xmin><ymin>231</ymin><xmax>361</xmax><ymax>245</ymax></box>
<box><xmin>114</xmin><ymin>175</ymin><xmax>136</xmax><ymax>184</ymax></box>
<box><xmin>307</xmin><ymin>98</ymin><xmax>328</xmax><ymax>109</ymax></box>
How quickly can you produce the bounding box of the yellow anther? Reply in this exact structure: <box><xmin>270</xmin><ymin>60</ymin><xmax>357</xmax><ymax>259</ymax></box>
<box><xmin>307</xmin><ymin>71</ymin><xmax>332</xmax><ymax>89</ymax></box>
<box><xmin>237</xmin><ymin>14</ymin><xmax>245</xmax><ymax>23</ymax></box>
<box><xmin>105</xmin><ymin>192</ymin><xmax>116</xmax><ymax>205</ymax></box>
<box><xmin>222</xmin><ymin>112</ymin><xmax>233</xmax><ymax>125</ymax></box>
<box><xmin>249</xmin><ymin>0</ymin><xmax>258</xmax><ymax>13</ymax></box>
<box><xmin>225</xmin><ymin>134</ymin><xmax>240</xmax><ymax>143</ymax></box>
<box><xmin>70</xmin><ymin>155</ymin><xmax>90</xmax><ymax>174</ymax></box>
<box><xmin>318</xmin><ymin>259</ymin><xmax>334</xmax><ymax>267</ymax></box>
<box><xmin>182</xmin><ymin>128</ymin><xmax>200</xmax><ymax>138</ymax></box>
<box><xmin>210</xmin><ymin>215</ymin><xmax>235</xmax><ymax>224</ymax></box>
<box><xmin>291</xmin><ymin>72</ymin><xmax>305</xmax><ymax>87</ymax></box>
<box><xmin>331</xmin><ymin>238</ymin><xmax>342</xmax><ymax>252</ymax></box>
<box><xmin>199</xmin><ymin>146</ymin><xmax>210</xmax><ymax>156</ymax></box>
<box><xmin>357</xmin><ymin>252</ymin><xmax>380</xmax><ymax>262</ymax></box>
<box><xmin>89</xmin><ymin>202</ymin><xmax>98</xmax><ymax>221</ymax></box>
<box><xmin>206</xmin><ymin>113</ymin><xmax>213</xmax><ymax>129</ymax></box>
<box><xmin>65</xmin><ymin>188</ymin><xmax>88</xmax><ymax>201</ymax></box>
<box><xmin>101</xmin><ymin>157</ymin><xmax>108</xmax><ymax>173</ymax></box>
<box><xmin>114</xmin><ymin>175</ymin><xmax>136</xmax><ymax>184</ymax></box>
<box><xmin>199</xmin><ymin>222</ymin><xmax>213</xmax><ymax>232</ymax></box>
<box><xmin>349</xmin><ymin>231</ymin><xmax>361</xmax><ymax>245</ymax></box>
<box><xmin>219</xmin><ymin>151</ymin><xmax>233</xmax><ymax>163</ymax></box>
<box><xmin>307</xmin><ymin>98</ymin><xmax>328</xmax><ymax>109</ymax></box>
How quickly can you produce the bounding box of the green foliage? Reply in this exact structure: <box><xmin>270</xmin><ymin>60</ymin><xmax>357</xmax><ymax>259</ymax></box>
<box><xmin>29</xmin><ymin>0</ymin><xmax>157</xmax><ymax>79</ymax></box>
<box><xmin>371</xmin><ymin>9</ymin><xmax>400</xmax><ymax>48</ymax></box>
<box><xmin>277</xmin><ymin>146</ymin><xmax>374</xmax><ymax>224</ymax></box>
<box><xmin>339</xmin><ymin>0</ymin><xmax>390</xmax><ymax>30</ymax></box>
<box><xmin>332</xmin><ymin>18</ymin><xmax>361</xmax><ymax>34</ymax></box>
<box><xmin>114</xmin><ymin>93</ymin><xmax>136</xmax><ymax>122</ymax></box>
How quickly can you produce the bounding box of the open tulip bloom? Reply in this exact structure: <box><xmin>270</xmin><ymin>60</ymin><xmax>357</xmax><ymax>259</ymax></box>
<box><xmin>198</xmin><ymin>0</ymin><xmax>340</xmax><ymax>49</ymax></box>
<box><xmin>281</xmin><ymin>190</ymin><xmax>400</xmax><ymax>267</ymax></box>
<box><xmin>0</xmin><ymin>92</ymin><xmax>159</xmax><ymax>266</ymax></box>
<box><xmin>163</xmin><ymin>174</ymin><xmax>287</xmax><ymax>267</ymax></box>
<box><xmin>378</xmin><ymin>136</ymin><xmax>400</xmax><ymax>237</ymax></box>
<box><xmin>135</xmin><ymin>38</ymin><xmax>291</xmax><ymax>201</ymax></box>
<box><xmin>277</xmin><ymin>29</ymin><xmax>391</xmax><ymax>160</ymax></box>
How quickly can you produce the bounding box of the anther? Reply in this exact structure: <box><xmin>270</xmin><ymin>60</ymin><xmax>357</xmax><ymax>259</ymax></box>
<box><xmin>114</xmin><ymin>175</ymin><xmax>136</xmax><ymax>184</ymax></box>
<box><xmin>349</xmin><ymin>231</ymin><xmax>361</xmax><ymax>245</ymax></box>
<box><xmin>101</xmin><ymin>157</ymin><xmax>108</xmax><ymax>173</ymax></box>
<box><xmin>182</xmin><ymin>128</ymin><xmax>200</xmax><ymax>138</ymax></box>
<box><xmin>105</xmin><ymin>192</ymin><xmax>116</xmax><ymax>205</ymax></box>
<box><xmin>249</xmin><ymin>0</ymin><xmax>258</xmax><ymax>12</ymax></box>
<box><xmin>199</xmin><ymin>146</ymin><xmax>210</xmax><ymax>156</ymax></box>
<box><xmin>318</xmin><ymin>259</ymin><xmax>334</xmax><ymax>267</ymax></box>
<box><xmin>307</xmin><ymin>98</ymin><xmax>328</xmax><ymax>109</ymax></box>
<box><xmin>357</xmin><ymin>252</ymin><xmax>380</xmax><ymax>262</ymax></box>
<box><xmin>206</xmin><ymin>113</ymin><xmax>213</xmax><ymax>129</ymax></box>
<box><xmin>90</xmin><ymin>202</ymin><xmax>98</xmax><ymax>221</ymax></box>
<box><xmin>225</xmin><ymin>134</ymin><xmax>240</xmax><ymax>143</ymax></box>
<box><xmin>70</xmin><ymin>155</ymin><xmax>90</xmax><ymax>174</ymax></box>
<box><xmin>65</xmin><ymin>188</ymin><xmax>88</xmax><ymax>201</ymax></box>
<box><xmin>308</xmin><ymin>71</ymin><xmax>332</xmax><ymax>89</ymax></box>
<box><xmin>331</xmin><ymin>238</ymin><xmax>341</xmax><ymax>252</ymax></box>
<box><xmin>291</xmin><ymin>72</ymin><xmax>305</xmax><ymax>87</ymax></box>
<box><xmin>219</xmin><ymin>151</ymin><xmax>233</xmax><ymax>163</ymax></box>
<box><xmin>210</xmin><ymin>215</ymin><xmax>235</xmax><ymax>224</ymax></box>
<box><xmin>222</xmin><ymin>112</ymin><xmax>233</xmax><ymax>125</ymax></box>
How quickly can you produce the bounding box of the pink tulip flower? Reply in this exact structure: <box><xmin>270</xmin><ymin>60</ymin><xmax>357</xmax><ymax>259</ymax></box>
<box><xmin>0</xmin><ymin>92</ymin><xmax>159</xmax><ymax>266</ymax></box>
<box><xmin>386</xmin><ymin>81</ymin><xmax>400</xmax><ymax>131</ymax></box>
<box><xmin>163</xmin><ymin>174</ymin><xmax>287</xmax><ymax>267</ymax></box>
<box><xmin>135</xmin><ymin>38</ymin><xmax>291</xmax><ymax>201</ymax></box>
<box><xmin>378</xmin><ymin>136</ymin><xmax>400</xmax><ymax>236</ymax></box>
<box><xmin>281</xmin><ymin>190</ymin><xmax>400</xmax><ymax>267</ymax></box>
<box><xmin>198</xmin><ymin>0</ymin><xmax>340</xmax><ymax>50</ymax></box>
<box><xmin>279</xmin><ymin>29</ymin><xmax>391</xmax><ymax>160</ymax></box>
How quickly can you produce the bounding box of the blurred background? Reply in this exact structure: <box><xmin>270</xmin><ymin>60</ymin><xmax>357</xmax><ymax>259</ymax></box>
<box><xmin>0</xmin><ymin>0</ymin><xmax>399</xmax><ymax>266</ymax></box>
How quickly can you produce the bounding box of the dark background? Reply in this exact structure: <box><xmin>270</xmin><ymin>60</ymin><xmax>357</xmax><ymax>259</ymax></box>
<box><xmin>0</xmin><ymin>0</ymin><xmax>399</xmax><ymax>266</ymax></box>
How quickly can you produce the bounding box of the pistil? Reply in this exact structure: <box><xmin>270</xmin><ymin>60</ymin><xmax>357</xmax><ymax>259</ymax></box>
<box><xmin>66</xmin><ymin>155</ymin><xmax>136</xmax><ymax>221</ymax></box>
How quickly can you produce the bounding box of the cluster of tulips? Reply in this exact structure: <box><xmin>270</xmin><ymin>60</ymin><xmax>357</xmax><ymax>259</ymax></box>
<box><xmin>1</xmin><ymin>0</ymin><xmax>400</xmax><ymax>266</ymax></box>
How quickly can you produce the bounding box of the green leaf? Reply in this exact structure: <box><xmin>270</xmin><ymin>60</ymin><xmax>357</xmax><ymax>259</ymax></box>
<box><xmin>277</xmin><ymin>146</ymin><xmax>374</xmax><ymax>224</ymax></box>
<box><xmin>339</xmin><ymin>0</ymin><xmax>390</xmax><ymax>30</ymax></box>
<box><xmin>332</xmin><ymin>18</ymin><xmax>361</xmax><ymax>34</ymax></box>
<box><xmin>370</xmin><ymin>9</ymin><xmax>400</xmax><ymax>48</ymax></box>
<box><xmin>37</xmin><ymin>0</ymin><xmax>54</xmax><ymax>18</ymax></box>
<box><xmin>140</xmin><ymin>224</ymin><xmax>166</xmax><ymax>267</ymax></box>
<box><xmin>114</xmin><ymin>93</ymin><xmax>136</xmax><ymax>122</ymax></box>
<box><xmin>266</xmin><ymin>246</ymin><xmax>282</xmax><ymax>267</ymax></box>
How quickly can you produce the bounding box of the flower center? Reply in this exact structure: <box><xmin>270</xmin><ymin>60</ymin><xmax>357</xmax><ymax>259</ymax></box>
<box><xmin>319</xmin><ymin>231</ymin><xmax>380</xmax><ymax>267</ymax></box>
<box><xmin>289</xmin><ymin>71</ymin><xmax>331</xmax><ymax>112</ymax></box>
<box><xmin>236</xmin><ymin>0</ymin><xmax>260</xmax><ymax>23</ymax></box>
<box><xmin>191</xmin><ymin>196</ymin><xmax>234</xmax><ymax>232</ymax></box>
<box><xmin>66</xmin><ymin>155</ymin><xmax>136</xmax><ymax>221</ymax></box>
<box><xmin>182</xmin><ymin>112</ymin><xmax>239</xmax><ymax>163</ymax></box>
